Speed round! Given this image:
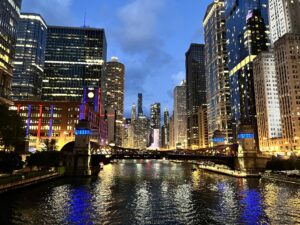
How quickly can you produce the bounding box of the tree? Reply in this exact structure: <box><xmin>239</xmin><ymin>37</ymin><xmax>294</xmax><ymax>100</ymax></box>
<box><xmin>44</xmin><ymin>139</ymin><xmax>57</xmax><ymax>151</ymax></box>
<box><xmin>0</xmin><ymin>105</ymin><xmax>26</xmax><ymax>151</ymax></box>
<box><xmin>26</xmin><ymin>151</ymin><xmax>62</xmax><ymax>169</ymax></box>
<box><xmin>0</xmin><ymin>151</ymin><xmax>24</xmax><ymax>174</ymax></box>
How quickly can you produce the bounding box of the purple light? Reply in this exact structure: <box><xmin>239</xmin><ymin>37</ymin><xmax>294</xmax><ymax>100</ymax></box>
<box><xmin>48</xmin><ymin>105</ymin><xmax>54</xmax><ymax>138</ymax></box>
<box><xmin>26</xmin><ymin>105</ymin><xmax>32</xmax><ymax>137</ymax></box>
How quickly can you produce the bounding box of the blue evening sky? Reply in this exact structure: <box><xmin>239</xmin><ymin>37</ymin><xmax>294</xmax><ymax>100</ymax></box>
<box><xmin>23</xmin><ymin>0</ymin><xmax>210</xmax><ymax>117</ymax></box>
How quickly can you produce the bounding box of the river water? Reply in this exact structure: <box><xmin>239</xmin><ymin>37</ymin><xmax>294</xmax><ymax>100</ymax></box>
<box><xmin>0</xmin><ymin>160</ymin><xmax>299</xmax><ymax>225</ymax></box>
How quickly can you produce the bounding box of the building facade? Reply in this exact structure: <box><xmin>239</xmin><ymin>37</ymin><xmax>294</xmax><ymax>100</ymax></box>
<box><xmin>0</xmin><ymin>0</ymin><xmax>22</xmax><ymax>104</ymax></box>
<box><xmin>174</xmin><ymin>81</ymin><xmax>187</xmax><ymax>149</ymax></box>
<box><xmin>12</xmin><ymin>13</ymin><xmax>47</xmax><ymax>100</ymax></box>
<box><xmin>103</xmin><ymin>57</ymin><xmax>125</xmax><ymax>146</ymax></box>
<box><xmin>253</xmin><ymin>51</ymin><xmax>282</xmax><ymax>153</ymax></box>
<box><xmin>204</xmin><ymin>0</ymin><xmax>232</xmax><ymax>146</ymax></box>
<box><xmin>225</xmin><ymin>0</ymin><xmax>270</xmax><ymax>145</ymax></box>
<box><xmin>186</xmin><ymin>44</ymin><xmax>206</xmax><ymax>149</ymax></box>
<box><xmin>274</xmin><ymin>33</ymin><xmax>300</xmax><ymax>154</ymax></box>
<box><xmin>42</xmin><ymin>26</ymin><xmax>107</xmax><ymax>101</ymax></box>
<box><xmin>138</xmin><ymin>93</ymin><xmax>143</xmax><ymax>117</ymax></box>
<box><xmin>269</xmin><ymin>0</ymin><xmax>300</xmax><ymax>44</ymax></box>
<box><xmin>161</xmin><ymin>107</ymin><xmax>170</xmax><ymax>149</ymax></box>
<box><xmin>198</xmin><ymin>105</ymin><xmax>208</xmax><ymax>148</ymax></box>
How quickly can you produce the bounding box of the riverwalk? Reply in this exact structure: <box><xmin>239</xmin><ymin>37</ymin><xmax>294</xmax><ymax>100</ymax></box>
<box><xmin>0</xmin><ymin>171</ymin><xmax>62</xmax><ymax>194</ymax></box>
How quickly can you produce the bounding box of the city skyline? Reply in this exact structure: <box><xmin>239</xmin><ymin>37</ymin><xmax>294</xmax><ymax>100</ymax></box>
<box><xmin>22</xmin><ymin>0</ymin><xmax>210</xmax><ymax>116</ymax></box>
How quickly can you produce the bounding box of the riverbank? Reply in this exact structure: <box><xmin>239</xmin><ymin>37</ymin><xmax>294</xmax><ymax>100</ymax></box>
<box><xmin>171</xmin><ymin>160</ymin><xmax>261</xmax><ymax>178</ymax></box>
<box><xmin>261</xmin><ymin>171</ymin><xmax>300</xmax><ymax>185</ymax></box>
<box><xmin>0</xmin><ymin>171</ymin><xmax>62</xmax><ymax>194</ymax></box>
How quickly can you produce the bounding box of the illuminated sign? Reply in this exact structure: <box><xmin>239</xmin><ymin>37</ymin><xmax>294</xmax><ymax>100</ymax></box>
<box><xmin>213</xmin><ymin>138</ymin><xmax>225</xmax><ymax>143</ymax></box>
<box><xmin>238</xmin><ymin>133</ymin><xmax>254</xmax><ymax>139</ymax></box>
<box><xmin>75</xmin><ymin>129</ymin><xmax>91</xmax><ymax>135</ymax></box>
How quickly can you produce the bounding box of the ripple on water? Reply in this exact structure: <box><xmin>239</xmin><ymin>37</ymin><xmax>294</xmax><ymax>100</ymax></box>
<box><xmin>0</xmin><ymin>160</ymin><xmax>300</xmax><ymax>225</ymax></box>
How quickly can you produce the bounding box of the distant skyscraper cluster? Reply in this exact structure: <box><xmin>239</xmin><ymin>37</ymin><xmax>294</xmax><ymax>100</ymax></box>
<box><xmin>0</xmin><ymin>0</ymin><xmax>125</xmax><ymax>151</ymax></box>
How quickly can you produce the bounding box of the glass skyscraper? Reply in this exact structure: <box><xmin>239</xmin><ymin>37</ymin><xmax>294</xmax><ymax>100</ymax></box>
<box><xmin>225</xmin><ymin>0</ymin><xmax>270</xmax><ymax>143</ymax></box>
<box><xmin>0</xmin><ymin>0</ymin><xmax>22</xmax><ymax>104</ymax></box>
<box><xmin>12</xmin><ymin>13</ymin><xmax>47</xmax><ymax>100</ymax></box>
<box><xmin>42</xmin><ymin>26</ymin><xmax>107</xmax><ymax>102</ymax></box>
<box><xmin>204</xmin><ymin>0</ymin><xmax>232</xmax><ymax>146</ymax></box>
<box><xmin>186</xmin><ymin>44</ymin><xmax>206</xmax><ymax>148</ymax></box>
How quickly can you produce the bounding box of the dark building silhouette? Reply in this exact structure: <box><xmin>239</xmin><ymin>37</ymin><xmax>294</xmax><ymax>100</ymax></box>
<box><xmin>138</xmin><ymin>93</ymin><xmax>143</xmax><ymax>116</ymax></box>
<box><xmin>185</xmin><ymin>43</ymin><xmax>206</xmax><ymax>148</ymax></box>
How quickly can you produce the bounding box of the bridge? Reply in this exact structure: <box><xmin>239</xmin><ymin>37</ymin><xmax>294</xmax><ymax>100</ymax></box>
<box><xmin>90</xmin><ymin>145</ymin><xmax>238</xmax><ymax>169</ymax></box>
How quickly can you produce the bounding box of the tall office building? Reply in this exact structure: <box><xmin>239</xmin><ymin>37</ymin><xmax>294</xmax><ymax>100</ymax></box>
<box><xmin>269</xmin><ymin>0</ymin><xmax>300</xmax><ymax>44</ymax></box>
<box><xmin>169</xmin><ymin>114</ymin><xmax>175</xmax><ymax>149</ymax></box>
<box><xmin>131</xmin><ymin>103</ymin><xmax>137</xmax><ymax>121</ymax></box>
<box><xmin>186</xmin><ymin>43</ymin><xmax>206</xmax><ymax>149</ymax></box>
<box><xmin>150</xmin><ymin>103</ymin><xmax>161</xmax><ymax>129</ymax></box>
<box><xmin>138</xmin><ymin>93</ymin><xmax>143</xmax><ymax>116</ymax></box>
<box><xmin>12</xmin><ymin>13</ymin><xmax>47</xmax><ymax>100</ymax></box>
<box><xmin>253</xmin><ymin>51</ymin><xmax>282</xmax><ymax>153</ymax></box>
<box><xmin>174</xmin><ymin>81</ymin><xmax>187</xmax><ymax>149</ymax></box>
<box><xmin>204</xmin><ymin>0</ymin><xmax>232</xmax><ymax>146</ymax></box>
<box><xmin>103</xmin><ymin>57</ymin><xmax>125</xmax><ymax>146</ymax></box>
<box><xmin>162</xmin><ymin>107</ymin><xmax>170</xmax><ymax>148</ymax></box>
<box><xmin>198</xmin><ymin>105</ymin><xmax>208</xmax><ymax>148</ymax></box>
<box><xmin>275</xmin><ymin>33</ymin><xmax>300</xmax><ymax>154</ymax></box>
<box><xmin>225</xmin><ymin>0</ymin><xmax>270</xmax><ymax>144</ymax></box>
<box><xmin>133</xmin><ymin>115</ymin><xmax>150</xmax><ymax>150</ymax></box>
<box><xmin>0</xmin><ymin>0</ymin><xmax>22</xmax><ymax>104</ymax></box>
<box><xmin>42</xmin><ymin>26</ymin><xmax>107</xmax><ymax>101</ymax></box>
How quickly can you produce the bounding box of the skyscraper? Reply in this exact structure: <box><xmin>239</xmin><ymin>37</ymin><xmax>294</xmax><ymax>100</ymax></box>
<box><xmin>186</xmin><ymin>44</ymin><xmax>206</xmax><ymax>149</ymax></box>
<box><xmin>131</xmin><ymin>103</ymin><xmax>137</xmax><ymax>121</ymax></box>
<box><xmin>174</xmin><ymin>81</ymin><xmax>187</xmax><ymax>149</ymax></box>
<box><xmin>162</xmin><ymin>107</ymin><xmax>170</xmax><ymax>148</ymax></box>
<box><xmin>150</xmin><ymin>103</ymin><xmax>161</xmax><ymax>129</ymax></box>
<box><xmin>253</xmin><ymin>51</ymin><xmax>282</xmax><ymax>153</ymax></box>
<box><xmin>42</xmin><ymin>26</ymin><xmax>107</xmax><ymax>101</ymax></box>
<box><xmin>269</xmin><ymin>0</ymin><xmax>300</xmax><ymax>44</ymax></box>
<box><xmin>12</xmin><ymin>13</ymin><xmax>47</xmax><ymax>100</ymax></box>
<box><xmin>275</xmin><ymin>33</ymin><xmax>300</xmax><ymax>154</ymax></box>
<box><xmin>225</xmin><ymin>0</ymin><xmax>270</xmax><ymax>144</ymax></box>
<box><xmin>138</xmin><ymin>93</ymin><xmax>143</xmax><ymax>116</ymax></box>
<box><xmin>0</xmin><ymin>0</ymin><xmax>22</xmax><ymax>104</ymax></box>
<box><xmin>204</xmin><ymin>0</ymin><xmax>232</xmax><ymax>146</ymax></box>
<box><xmin>103</xmin><ymin>57</ymin><xmax>125</xmax><ymax>146</ymax></box>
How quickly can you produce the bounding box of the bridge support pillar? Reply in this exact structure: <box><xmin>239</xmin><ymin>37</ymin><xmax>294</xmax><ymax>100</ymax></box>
<box><xmin>65</xmin><ymin>120</ymin><xmax>93</xmax><ymax>176</ymax></box>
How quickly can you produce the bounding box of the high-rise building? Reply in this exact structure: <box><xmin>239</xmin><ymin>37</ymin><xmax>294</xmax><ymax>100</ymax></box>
<box><xmin>133</xmin><ymin>115</ymin><xmax>150</xmax><ymax>150</ymax></box>
<box><xmin>12</xmin><ymin>13</ymin><xmax>47</xmax><ymax>100</ymax></box>
<box><xmin>198</xmin><ymin>105</ymin><xmax>208</xmax><ymax>148</ymax></box>
<box><xmin>150</xmin><ymin>103</ymin><xmax>161</xmax><ymax>129</ymax></box>
<box><xmin>131</xmin><ymin>103</ymin><xmax>137</xmax><ymax>121</ymax></box>
<box><xmin>169</xmin><ymin>114</ymin><xmax>175</xmax><ymax>149</ymax></box>
<box><xmin>42</xmin><ymin>26</ymin><xmax>107</xmax><ymax>101</ymax></box>
<box><xmin>253</xmin><ymin>51</ymin><xmax>282</xmax><ymax>153</ymax></box>
<box><xmin>174</xmin><ymin>81</ymin><xmax>187</xmax><ymax>149</ymax></box>
<box><xmin>269</xmin><ymin>0</ymin><xmax>300</xmax><ymax>44</ymax></box>
<box><xmin>186</xmin><ymin>44</ymin><xmax>206</xmax><ymax>149</ymax></box>
<box><xmin>274</xmin><ymin>33</ymin><xmax>300</xmax><ymax>154</ymax></box>
<box><xmin>203</xmin><ymin>0</ymin><xmax>232</xmax><ymax>146</ymax></box>
<box><xmin>0</xmin><ymin>0</ymin><xmax>22</xmax><ymax>105</ymax></box>
<box><xmin>225</xmin><ymin>0</ymin><xmax>270</xmax><ymax>144</ymax></box>
<box><xmin>103</xmin><ymin>57</ymin><xmax>125</xmax><ymax>146</ymax></box>
<box><xmin>138</xmin><ymin>93</ymin><xmax>143</xmax><ymax>116</ymax></box>
<box><xmin>162</xmin><ymin>107</ymin><xmax>170</xmax><ymax>148</ymax></box>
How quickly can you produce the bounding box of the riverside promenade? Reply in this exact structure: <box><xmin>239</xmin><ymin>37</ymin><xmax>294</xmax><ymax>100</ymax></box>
<box><xmin>0</xmin><ymin>171</ymin><xmax>62</xmax><ymax>194</ymax></box>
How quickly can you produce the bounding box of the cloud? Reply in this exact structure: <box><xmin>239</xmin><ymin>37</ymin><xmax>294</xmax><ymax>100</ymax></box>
<box><xmin>171</xmin><ymin>71</ymin><xmax>185</xmax><ymax>85</ymax></box>
<box><xmin>117</xmin><ymin>0</ymin><xmax>165</xmax><ymax>53</ymax></box>
<box><xmin>21</xmin><ymin>0</ymin><xmax>74</xmax><ymax>25</ymax></box>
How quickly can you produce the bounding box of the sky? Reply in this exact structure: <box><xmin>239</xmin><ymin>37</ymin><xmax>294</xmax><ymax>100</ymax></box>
<box><xmin>22</xmin><ymin>0</ymin><xmax>210</xmax><ymax>117</ymax></box>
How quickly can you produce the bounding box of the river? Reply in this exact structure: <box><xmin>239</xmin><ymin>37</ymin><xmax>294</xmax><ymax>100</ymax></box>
<box><xmin>0</xmin><ymin>160</ymin><xmax>299</xmax><ymax>225</ymax></box>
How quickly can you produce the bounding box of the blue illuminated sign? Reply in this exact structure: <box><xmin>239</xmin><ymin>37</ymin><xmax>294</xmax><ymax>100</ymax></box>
<box><xmin>213</xmin><ymin>138</ymin><xmax>225</xmax><ymax>143</ymax></box>
<box><xmin>75</xmin><ymin>129</ymin><xmax>91</xmax><ymax>135</ymax></box>
<box><xmin>238</xmin><ymin>133</ymin><xmax>254</xmax><ymax>139</ymax></box>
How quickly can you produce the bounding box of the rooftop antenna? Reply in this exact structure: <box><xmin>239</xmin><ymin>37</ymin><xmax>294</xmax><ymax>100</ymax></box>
<box><xmin>83</xmin><ymin>12</ymin><xmax>87</xmax><ymax>27</ymax></box>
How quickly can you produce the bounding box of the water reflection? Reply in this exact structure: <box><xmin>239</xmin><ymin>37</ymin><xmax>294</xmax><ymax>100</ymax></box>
<box><xmin>0</xmin><ymin>160</ymin><xmax>299</xmax><ymax>225</ymax></box>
